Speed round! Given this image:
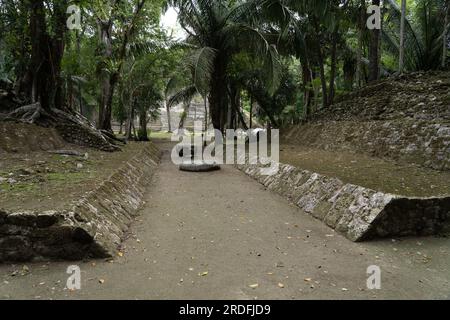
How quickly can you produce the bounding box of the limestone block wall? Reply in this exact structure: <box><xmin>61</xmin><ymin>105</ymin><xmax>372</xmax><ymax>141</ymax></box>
<box><xmin>0</xmin><ymin>143</ymin><xmax>161</xmax><ymax>262</ymax></box>
<box><xmin>237</xmin><ymin>161</ymin><xmax>450</xmax><ymax>241</ymax></box>
<box><xmin>283</xmin><ymin>119</ymin><xmax>450</xmax><ymax>171</ymax></box>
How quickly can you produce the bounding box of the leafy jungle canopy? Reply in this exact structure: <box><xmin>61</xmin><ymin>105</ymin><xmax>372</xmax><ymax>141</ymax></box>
<box><xmin>0</xmin><ymin>0</ymin><xmax>448</xmax><ymax>140</ymax></box>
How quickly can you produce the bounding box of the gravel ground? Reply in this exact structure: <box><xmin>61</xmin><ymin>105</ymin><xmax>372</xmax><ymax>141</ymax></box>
<box><xmin>0</xmin><ymin>142</ymin><xmax>449</xmax><ymax>300</ymax></box>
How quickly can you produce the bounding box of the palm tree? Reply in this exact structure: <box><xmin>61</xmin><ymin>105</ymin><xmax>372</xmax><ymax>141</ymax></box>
<box><xmin>166</xmin><ymin>0</ymin><xmax>281</xmax><ymax>132</ymax></box>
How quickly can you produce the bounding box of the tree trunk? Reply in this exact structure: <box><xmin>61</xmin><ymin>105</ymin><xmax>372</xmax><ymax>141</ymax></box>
<box><xmin>249</xmin><ymin>94</ymin><xmax>253</xmax><ymax>129</ymax></box>
<box><xmin>228</xmin><ymin>85</ymin><xmax>248</xmax><ymax>130</ymax></box>
<box><xmin>328</xmin><ymin>28</ymin><xmax>339</xmax><ymax>105</ymax></box>
<box><xmin>343</xmin><ymin>55</ymin><xmax>357</xmax><ymax>91</ymax></box>
<box><xmin>138</xmin><ymin>109</ymin><xmax>149</xmax><ymax>141</ymax></box>
<box><xmin>76</xmin><ymin>29</ymin><xmax>84</xmax><ymax>116</ymax></box>
<box><xmin>378</xmin><ymin>1</ymin><xmax>384</xmax><ymax>76</ymax></box>
<box><xmin>313</xmin><ymin>19</ymin><xmax>328</xmax><ymax>109</ymax></box>
<box><xmin>317</xmin><ymin>48</ymin><xmax>328</xmax><ymax>109</ymax></box>
<box><xmin>178</xmin><ymin>103</ymin><xmax>190</xmax><ymax>130</ymax></box>
<box><xmin>301</xmin><ymin>61</ymin><xmax>313</xmax><ymax>118</ymax></box>
<box><xmin>125</xmin><ymin>98</ymin><xmax>135</xmax><ymax>140</ymax></box>
<box><xmin>26</xmin><ymin>0</ymin><xmax>66</xmax><ymax>111</ymax></box>
<box><xmin>369</xmin><ymin>0</ymin><xmax>381</xmax><ymax>82</ymax></box>
<box><xmin>443</xmin><ymin>1</ymin><xmax>449</xmax><ymax>68</ymax></box>
<box><xmin>209</xmin><ymin>55</ymin><xmax>228</xmax><ymax>132</ymax></box>
<box><xmin>97</xmin><ymin>0</ymin><xmax>146</xmax><ymax>132</ymax></box>
<box><xmin>165</xmin><ymin>99</ymin><xmax>172</xmax><ymax>132</ymax></box>
<box><xmin>204</xmin><ymin>96</ymin><xmax>208</xmax><ymax>132</ymax></box>
<box><xmin>67</xmin><ymin>76</ymin><xmax>74</xmax><ymax>111</ymax></box>
<box><xmin>356</xmin><ymin>0</ymin><xmax>365</xmax><ymax>88</ymax></box>
<box><xmin>51</xmin><ymin>1</ymin><xmax>67</xmax><ymax>110</ymax></box>
<box><xmin>97</xmin><ymin>19</ymin><xmax>114</xmax><ymax>131</ymax></box>
<box><xmin>399</xmin><ymin>0</ymin><xmax>406</xmax><ymax>73</ymax></box>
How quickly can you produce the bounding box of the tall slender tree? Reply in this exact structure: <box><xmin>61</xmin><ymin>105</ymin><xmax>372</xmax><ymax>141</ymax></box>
<box><xmin>95</xmin><ymin>0</ymin><xmax>149</xmax><ymax>132</ymax></box>
<box><xmin>369</xmin><ymin>0</ymin><xmax>381</xmax><ymax>82</ymax></box>
<box><xmin>399</xmin><ymin>0</ymin><xmax>406</xmax><ymax>72</ymax></box>
<box><xmin>356</xmin><ymin>0</ymin><xmax>365</xmax><ymax>87</ymax></box>
<box><xmin>443</xmin><ymin>0</ymin><xmax>450</xmax><ymax>68</ymax></box>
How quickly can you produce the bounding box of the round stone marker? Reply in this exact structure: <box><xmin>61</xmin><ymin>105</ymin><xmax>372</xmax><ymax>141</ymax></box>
<box><xmin>179</xmin><ymin>161</ymin><xmax>221</xmax><ymax>172</ymax></box>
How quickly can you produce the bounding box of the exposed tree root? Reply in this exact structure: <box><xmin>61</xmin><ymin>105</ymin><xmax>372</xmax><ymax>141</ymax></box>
<box><xmin>100</xmin><ymin>130</ymin><xmax>127</xmax><ymax>145</ymax></box>
<box><xmin>0</xmin><ymin>103</ymin><xmax>120</xmax><ymax>152</ymax></box>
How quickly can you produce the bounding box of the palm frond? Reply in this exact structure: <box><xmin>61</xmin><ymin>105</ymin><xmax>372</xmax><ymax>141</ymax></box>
<box><xmin>225</xmin><ymin>24</ymin><xmax>281</xmax><ymax>94</ymax></box>
<box><xmin>185</xmin><ymin>46</ymin><xmax>217</xmax><ymax>95</ymax></box>
<box><xmin>167</xmin><ymin>85</ymin><xmax>198</xmax><ymax>108</ymax></box>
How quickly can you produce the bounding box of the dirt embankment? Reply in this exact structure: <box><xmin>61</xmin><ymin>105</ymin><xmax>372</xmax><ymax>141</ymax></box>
<box><xmin>0</xmin><ymin>122</ymin><xmax>151</xmax><ymax>212</ymax></box>
<box><xmin>312</xmin><ymin>71</ymin><xmax>450</xmax><ymax>122</ymax></box>
<box><xmin>281</xmin><ymin>72</ymin><xmax>450</xmax><ymax>197</ymax></box>
<box><xmin>0</xmin><ymin>122</ymin><xmax>65</xmax><ymax>153</ymax></box>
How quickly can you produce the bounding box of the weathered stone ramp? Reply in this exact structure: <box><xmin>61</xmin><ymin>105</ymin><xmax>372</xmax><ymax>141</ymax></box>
<box><xmin>237</xmin><ymin>161</ymin><xmax>450</xmax><ymax>241</ymax></box>
<box><xmin>0</xmin><ymin>144</ymin><xmax>161</xmax><ymax>262</ymax></box>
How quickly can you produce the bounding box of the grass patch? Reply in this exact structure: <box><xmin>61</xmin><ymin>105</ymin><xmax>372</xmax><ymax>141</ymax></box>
<box><xmin>150</xmin><ymin>131</ymin><xmax>173</xmax><ymax>140</ymax></box>
<box><xmin>46</xmin><ymin>172</ymin><xmax>90</xmax><ymax>182</ymax></box>
<box><xmin>0</xmin><ymin>182</ymin><xmax>38</xmax><ymax>193</ymax></box>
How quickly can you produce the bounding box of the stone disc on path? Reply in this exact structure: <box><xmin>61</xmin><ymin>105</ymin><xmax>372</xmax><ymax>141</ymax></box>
<box><xmin>179</xmin><ymin>162</ymin><xmax>221</xmax><ymax>172</ymax></box>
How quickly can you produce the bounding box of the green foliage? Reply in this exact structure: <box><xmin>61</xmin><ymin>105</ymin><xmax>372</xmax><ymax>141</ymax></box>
<box><xmin>384</xmin><ymin>0</ymin><xmax>447</xmax><ymax>71</ymax></box>
<box><xmin>1</xmin><ymin>0</ymin><xmax>448</xmax><ymax>131</ymax></box>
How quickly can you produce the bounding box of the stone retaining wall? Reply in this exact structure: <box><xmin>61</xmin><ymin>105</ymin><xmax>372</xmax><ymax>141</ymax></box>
<box><xmin>237</xmin><ymin>161</ymin><xmax>450</xmax><ymax>241</ymax></box>
<box><xmin>283</xmin><ymin>119</ymin><xmax>450</xmax><ymax>171</ymax></box>
<box><xmin>0</xmin><ymin>143</ymin><xmax>161</xmax><ymax>262</ymax></box>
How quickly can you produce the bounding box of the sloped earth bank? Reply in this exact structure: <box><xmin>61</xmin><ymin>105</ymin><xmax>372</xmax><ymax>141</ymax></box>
<box><xmin>280</xmin><ymin>146</ymin><xmax>450</xmax><ymax>198</ymax></box>
<box><xmin>0</xmin><ymin>141</ymin><xmax>449</xmax><ymax>299</ymax></box>
<box><xmin>0</xmin><ymin>142</ymin><xmax>161</xmax><ymax>261</ymax></box>
<box><xmin>0</xmin><ymin>141</ymin><xmax>153</xmax><ymax>212</ymax></box>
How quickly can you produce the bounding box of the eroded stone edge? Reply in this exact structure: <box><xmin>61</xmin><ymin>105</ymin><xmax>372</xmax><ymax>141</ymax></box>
<box><xmin>0</xmin><ymin>143</ymin><xmax>161</xmax><ymax>262</ymax></box>
<box><xmin>236</xmin><ymin>161</ymin><xmax>450</xmax><ymax>242</ymax></box>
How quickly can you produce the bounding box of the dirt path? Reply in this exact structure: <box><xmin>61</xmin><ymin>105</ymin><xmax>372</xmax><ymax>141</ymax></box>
<box><xmin>0</xmin><ymin>141</ymin><xmax>449</xmax><ymax>300</ymax></box>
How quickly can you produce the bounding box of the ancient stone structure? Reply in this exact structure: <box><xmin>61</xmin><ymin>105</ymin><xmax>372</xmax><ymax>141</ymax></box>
<box><xmin>0</xmin><ymin>144</ymin><xmax>161</xmax><ymax>262</ymax></box>
<box><xmin>284</xmin><ymin>72</ymin><xmax>450</xmax><ymax>171</ymax></box>
<box><xmin>284</xmin><ymin>120</ymin><xmax>450</xmax><ymax>171</ymax></box>
<box><xmin>269</xmin><ymin>72</ymin><xmax>450</xmax><ymax>240</ymax></box>
<box><xmin>237</xmin><ymin>161</ymin><xmax>450</xmax><ymax>241</ymax></box>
